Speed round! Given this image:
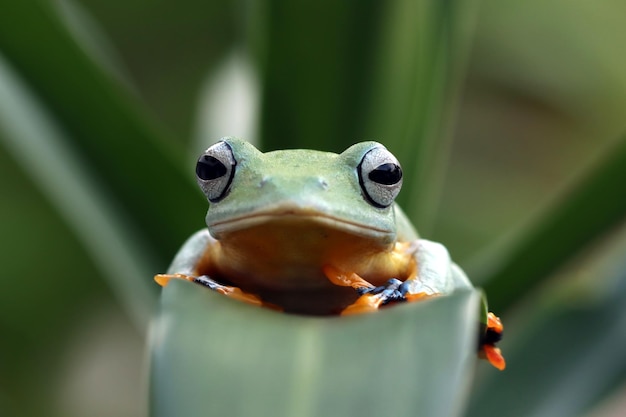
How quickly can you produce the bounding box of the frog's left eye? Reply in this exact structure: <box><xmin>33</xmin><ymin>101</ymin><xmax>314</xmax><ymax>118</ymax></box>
<box><xmin>196</xmin><ymin>141</ymin><xmax>236</xmax><ymax>202</ymax></box>
<box><xmin>358</xmin><ymin>146</ymin><xmax>403</xmax><ymax>208</ymax></box>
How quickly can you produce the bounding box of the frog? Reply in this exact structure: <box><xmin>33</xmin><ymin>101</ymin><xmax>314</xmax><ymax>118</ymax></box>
<box><xmin>155</xmin><ymin>137</ymin><xmax>505</xmax><ymax>370</ymax></box>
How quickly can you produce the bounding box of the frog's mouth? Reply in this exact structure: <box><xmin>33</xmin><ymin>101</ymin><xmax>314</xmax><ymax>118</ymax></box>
<box><xmin>209</xmin><ymin>206</ymin><xmax>394</xmax><ymax>243</ymax></box>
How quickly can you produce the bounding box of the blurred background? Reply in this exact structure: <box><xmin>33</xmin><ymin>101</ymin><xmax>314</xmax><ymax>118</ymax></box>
<box><xmin>1</xmin><ymin>1</ymin><xmax>625</xmax><ymax>416</ymax></box>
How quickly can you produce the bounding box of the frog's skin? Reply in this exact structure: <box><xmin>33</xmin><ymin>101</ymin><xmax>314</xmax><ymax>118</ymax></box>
<box><xmin>155</xmin><ymin>138</ymin><xmax>505</xmax><ymax>369</ymax></box>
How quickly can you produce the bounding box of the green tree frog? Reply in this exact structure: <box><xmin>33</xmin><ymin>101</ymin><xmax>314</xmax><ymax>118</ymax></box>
<box><xmin>155</xmin><ymin>138</ymin><xmax>505</xmax><ymax>370</ymax></box>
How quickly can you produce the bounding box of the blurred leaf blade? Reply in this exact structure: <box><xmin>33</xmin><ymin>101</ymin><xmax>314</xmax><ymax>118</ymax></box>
<box><xmin>470</xmin><ymin>288</ymin><xmax>626</xmax><ymax>417</ymax></box>
<box><xmin>0</xmin><ymin>0</ymin><xmax>204</xmax><ymax>262</ymax></box>
<box><xmin>475</xmin><ymin>135</ymin><xmax>626</xmax><ymax>312</ymax></box>
<box><xmin>0</xmin><ymin>53</ymin><xmax>154</xmax><ymax>327</ymax></box>
<box><xmin>468</xmin><ymin>223</ymin><xmax>626</xmax><ymax>417</ymax></box>
<box><xmin>54</xmin><ymin>0</ymin><xmax>133</xmax><ymax>89</ymax></box>
<box><xmin>364</xmin><ymin>0</ymin><xmax>479</xmax><ymax>231</ymax></box>
<box><xmin>150</xmin><ymin>282</ymin><xmax>480</xmax><ymax>417</ymax></box>
<box><xmin>256</xmin><ymin>1</ymin><xmax>385</xmax><ymax>152</ymax></box>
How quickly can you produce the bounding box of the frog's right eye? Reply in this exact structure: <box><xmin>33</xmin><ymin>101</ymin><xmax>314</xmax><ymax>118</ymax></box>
<box><xmin>196</xmin><ymin>141</ymin><xmax>236</xmax><ymax>202</ymax></box>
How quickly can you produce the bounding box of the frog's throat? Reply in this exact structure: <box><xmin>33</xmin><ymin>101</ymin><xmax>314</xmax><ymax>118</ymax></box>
<box><xmin>208</xmin><ymin>207</ymin><xmax>394</xmax><ymax>241</ymax></box>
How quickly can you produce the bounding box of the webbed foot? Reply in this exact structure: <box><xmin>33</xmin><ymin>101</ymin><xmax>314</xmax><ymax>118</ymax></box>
<box><xmin>322</xmin><ymin>266</ymin><xmax>436</xmax><ymax>315</ymax></box>
<box><xmin>479</xmin><ymin>312</ymin><xmax>506</xmax><ymax>370</ymax></box>
<box><xmin>342</xmin><ymin>279</ymin><xmax>413</xmax><ymax>315</ymax></box>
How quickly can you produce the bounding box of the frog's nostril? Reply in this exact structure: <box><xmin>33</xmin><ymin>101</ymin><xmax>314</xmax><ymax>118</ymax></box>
<box><xmin>317</xmin><ymin>177</ymin><xmax>329</xmax><ymax>190</ymax></box>
<box><xmin>258</xmin><ymin>176</ymin><xmax>271</xmax><ymax>188</ymax></box>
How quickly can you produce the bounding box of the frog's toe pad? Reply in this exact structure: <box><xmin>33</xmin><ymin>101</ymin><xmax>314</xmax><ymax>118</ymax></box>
<box><xmin>154</xmin><ymin>273</ymin><xmax>195</xmax><ymax>287</ymax></box>
<box><xmin>404</xmin><ymin>292</ymin><xmax>431</xmax><ymax>302</ymax></box>
<box><xmin>341</xmin><ymin>294</ymin><xmax>383</xmax><ymax>315</ymax></box>
<box><xmin>481</xmin><ymin>345</ymin><xmax>506</xmax><ymax>371</ymax></box>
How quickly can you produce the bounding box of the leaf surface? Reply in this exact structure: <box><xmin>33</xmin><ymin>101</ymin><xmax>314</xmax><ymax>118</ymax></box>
<box><xmin>150</xmin><ymin>281</ymin><xmax>480</xmax><ymax>417</ymax></box>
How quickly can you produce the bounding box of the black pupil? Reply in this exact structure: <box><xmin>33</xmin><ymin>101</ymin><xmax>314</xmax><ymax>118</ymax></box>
<box><xmin>196</xmin><ymin>155</ymin><xmax>227</xmax><ymax>180</ymax></box>
<box><xmin>368</xmin><ymin>163</ymin><xmax>402</xmax><ymax>185</ymax></box>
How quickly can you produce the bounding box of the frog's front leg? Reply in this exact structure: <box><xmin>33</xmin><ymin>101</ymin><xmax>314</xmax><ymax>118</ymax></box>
<box><xmin>154</xmin><ymin>229</ymin><xmax>266</xmax><ymax>308</ymax></box>
<box><xmin>322</xmin><ymin>265</ymin><xmax>391</xmax><ymax>314</ymax></box>
<box><xmin>155</xmin><ymin>273</ymin><xmax>263</xmax><ymax>306</ymax></box>
<box><xmin>400</xmin><ymin>239</ymin><xmax>471</xmax><ymax>296</ymax></box>
<box><xmin>324</xmin><ymin>240</ymin><xmax>466</xmax><ymax>315</ymax></box>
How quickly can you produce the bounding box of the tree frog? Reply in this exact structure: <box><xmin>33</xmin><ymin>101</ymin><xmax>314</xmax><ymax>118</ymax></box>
<box><xmin>155</xmin><ymin>138</ymin><xmax>505</xmax><ymax>370</ymax></box>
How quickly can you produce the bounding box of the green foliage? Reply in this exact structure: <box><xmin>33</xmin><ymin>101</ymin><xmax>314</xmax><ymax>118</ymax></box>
<box><xmin>0</xmin><ymin>1</ymin><xmax>203</xmax><ymax>263</ymax></box>
<box><xmin>1</xmin><ymin>1</ymin><xmax>626</xmax><ymax>417</ymax></box>
<box><xmin>476</xmin><ymin>137</ymin><xmax>626</xmax><ymax>312</ymax></box>
<box><xmin>469</xmin><ymin>224</ymin><xmax>626</xmax><ymax>417</ymax></box>
<box><xmin>151</xmin><ymin>282</ymin><xmax>479</xmax><ymax>417</ymax></box>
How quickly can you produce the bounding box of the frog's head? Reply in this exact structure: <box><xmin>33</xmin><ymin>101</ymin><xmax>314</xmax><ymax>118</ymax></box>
<box><xmin>195</xmin><ymin>137</ymin><xmax>403</xmax><ymax>248</ymax></box>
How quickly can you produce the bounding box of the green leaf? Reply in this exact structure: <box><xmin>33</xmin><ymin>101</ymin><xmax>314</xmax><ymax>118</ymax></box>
<box><xmin>256</xmin><ymin>1</ymin><xmax>385</xmax><ymax>152</ymax></box>
<box><xmin>363</xmin><ymin>0</ymin><xmax>479</xmax><ymax>231</ymax></box>
<box><xmin>54</xmin><ymin>0</ymin><xmax>132</xmax><ymax>87</ymax></box>
<box><xmin>150</xmin><ymin>281</ymin><xmax>480</xmax><ymax>417</ymax></box>
<box><xmin>467</xmin><ymin>226</ymin><xmax>626</xmax><ymax>417</ymax></box>
<box><xmin>0</xmin><ymin>53</ymin><xmax>154</xmax><ymax>326</ymax></box>
<box><xmin>0</xmin><ymin>1</ymin><xmax>204</xmax><ymax>262</ymax></box>
<box><xmin>473</xmin><ymin>136</ymin><xmax>626</xmax><ymax>312</ymax></box>
<box><xmin>470</xmin><ymin>289</ymin><xmax>626</xmax><ymax>417</ymax></box>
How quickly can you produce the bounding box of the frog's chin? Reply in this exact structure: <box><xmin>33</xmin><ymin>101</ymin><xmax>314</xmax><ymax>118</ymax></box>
<box><xmin>208</xmin><ymin>207</ymin><xmax>394</xmax><ymax>244</ymax></box>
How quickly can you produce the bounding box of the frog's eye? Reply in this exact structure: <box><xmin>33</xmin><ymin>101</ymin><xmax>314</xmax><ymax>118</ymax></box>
<box><xmin>196</xmin><ymin>141</ymin><xmax>236</xmax><ymax>202</ymax></box>
<box><xmin>357</xmin><ymin>146</ymin><xmax>403</xmax><ymax>208</ymax></box>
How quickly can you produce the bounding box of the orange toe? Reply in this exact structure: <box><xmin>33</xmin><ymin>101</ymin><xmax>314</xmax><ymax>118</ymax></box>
<box><xmin>323</xmin><ymin>265</ymin><xmax>374</xmax><ymax>290</ymax></box>
<box><xmin>487</xmin><ymin>312</ymin><xmax>504</xmax><ymax>333</ymax></box>
<box><xmin>483</xmin><ymin>345</ymin><xmax>506</xmax><ymax>371</ymax></box>
<box><xmin>341</xmin><ymin>294</ymin><xmax>383</xmax><ymax>315</ymax></box>
<box><xmin>216</xmin><ymin>286</ymin><xmax>263</xmax><ymax>306</ymax></box>
<box><xmin>154</xmin><ymin>273</ymin><xmax>195</xmax><ymax>287</ymax></box>
<box><xmin>405</xmin><ymin>292</ymin><xmax>432</xmax><ymax>302</ymax></box>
